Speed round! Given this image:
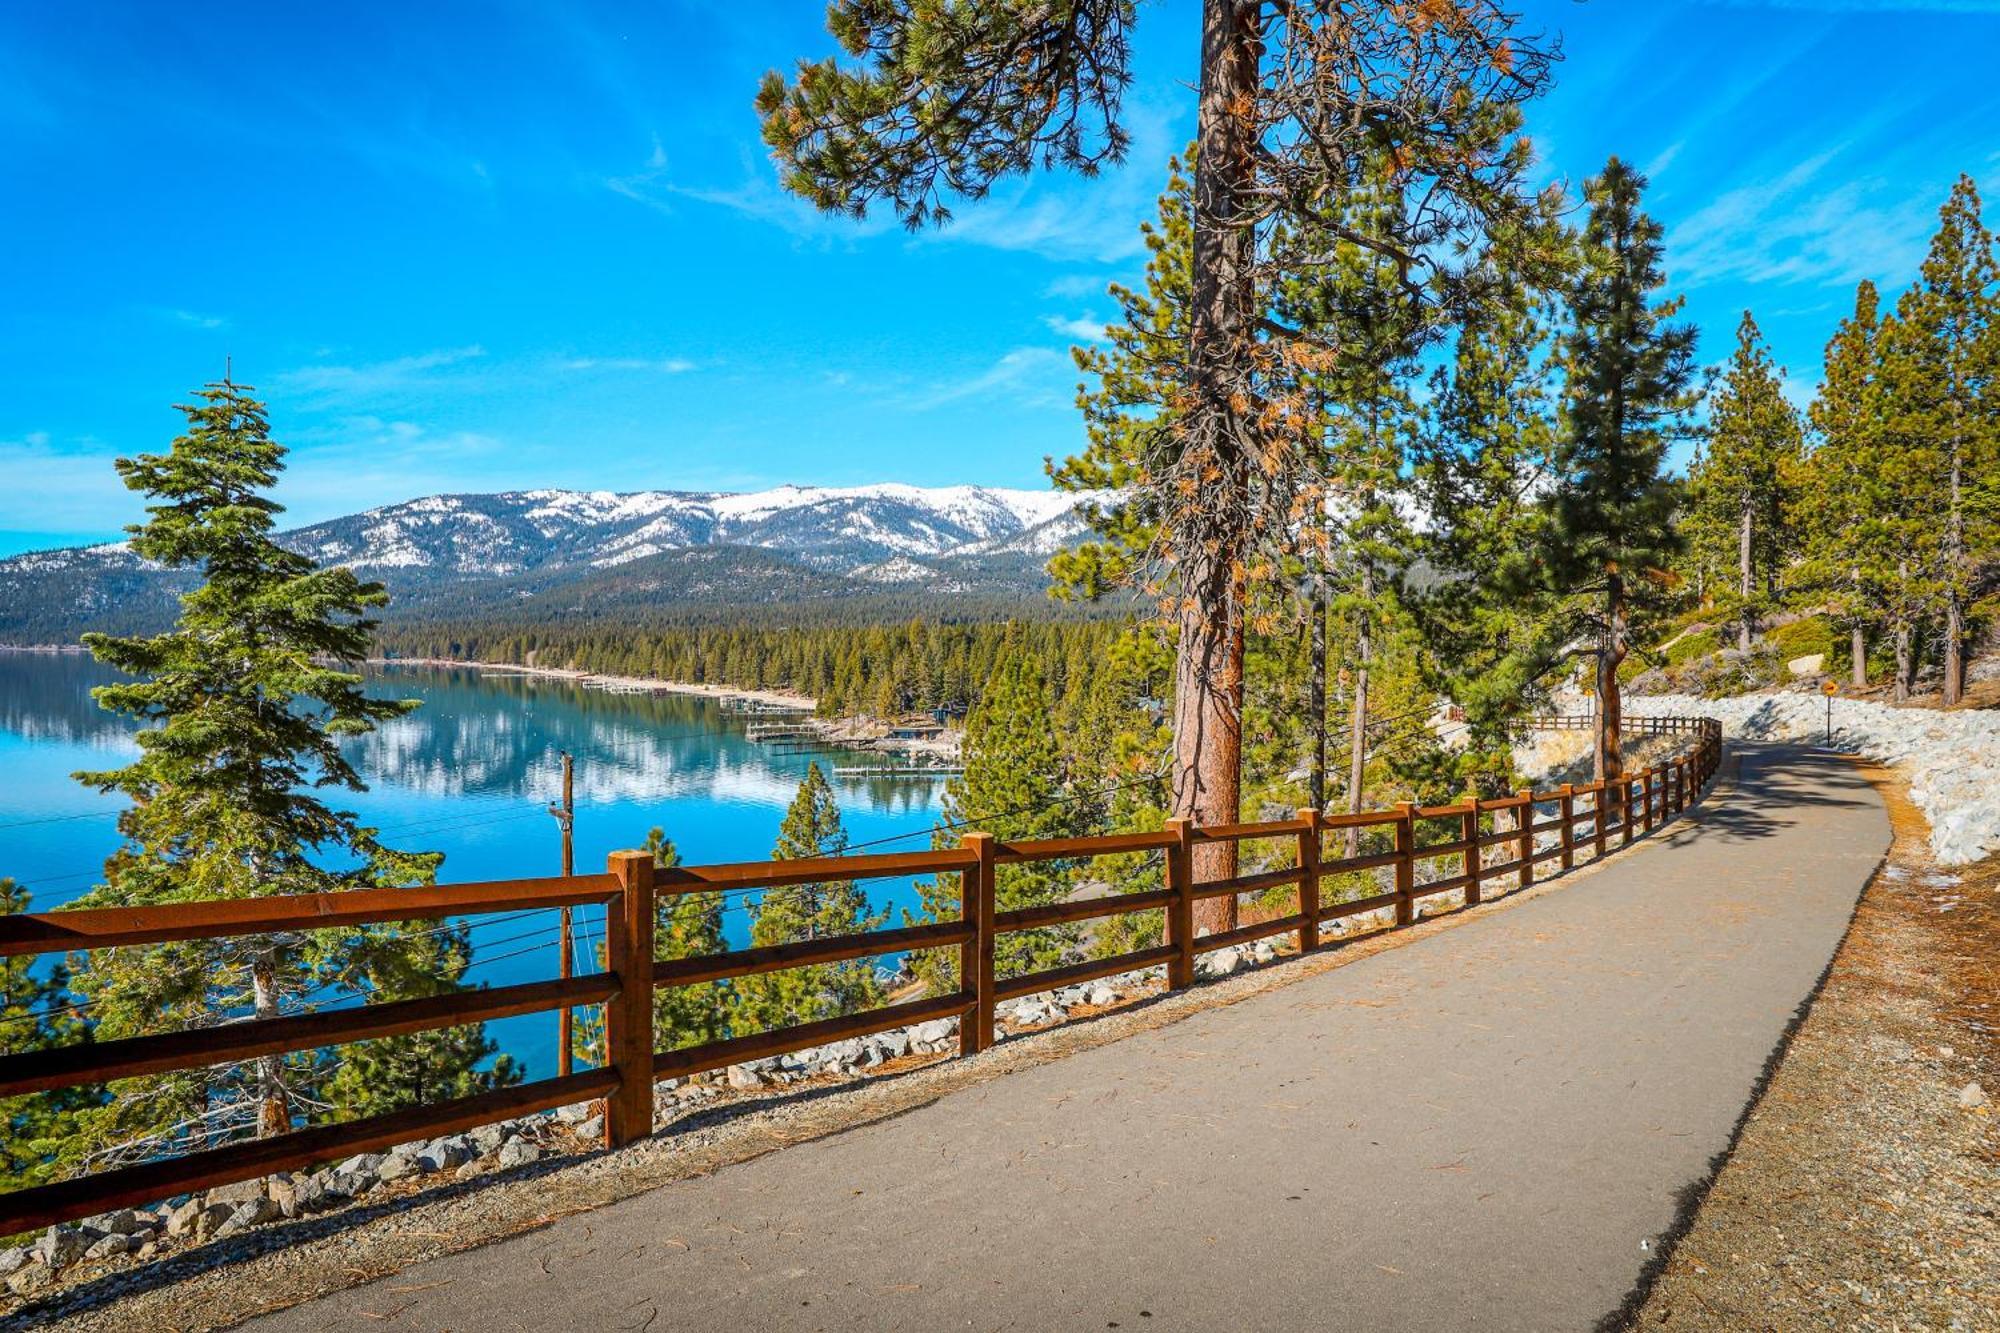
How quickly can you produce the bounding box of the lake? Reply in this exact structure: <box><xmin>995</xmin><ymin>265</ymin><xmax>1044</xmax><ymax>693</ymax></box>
<box><xmin>0</xmin><ymin>652</ymin><xmax>947</xmax><ymax>1078</ymax></box>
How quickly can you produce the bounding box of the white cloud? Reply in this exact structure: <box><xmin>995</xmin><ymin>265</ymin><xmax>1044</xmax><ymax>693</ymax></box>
<box><xmin>558</xmin><ymin>356</ymin><xmax>696</xmax><ymax>374</ymax></box>
<box><xmin>1043</xmin><ymin>274</ymin><xmax>1114</xmax><ymax>299</ymax></box>
<box><xmin>0</xmin><ymin>433</ymin><xmax>139</xmax><ymax>533</ymax></box>
<box><xmin>1667</xmin><ymin>147</ymin><xmax>1935</xmax><ymax>291</ymax></box>
<box><xmin>274</xmin><ymin>346</ymin><xmax>488</xmax><ymax>399</ymax></box>
<box><xmin>910</xmin><ymin>347</ymin><xmax>1067</xmax><ymax>410</ymax></box>
<box><xmin>1043</xmin><ymin>313</ymin><xmax>1107</xmax><ymax>342</ymax></box>
<box><xmin>151</xmin><ymin>307</ymin><xmax>230</xmax><ymax>331</ymax></box>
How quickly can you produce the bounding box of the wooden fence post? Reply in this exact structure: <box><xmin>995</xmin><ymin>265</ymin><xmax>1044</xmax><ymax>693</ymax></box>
<box><xmin>1464</xmin><ymin>800</ymin><xmax>1483</xmax><ymax>908</ymax></box>
<box><xmin>1165</xmin><ymin>817</ymin><xmax>1195</xmax><ymax>988</ymax></box>
<box><xmin>1559</xmin><ymin>785</ymin><xmax>1576</xmax><ymax>870</ymax></box>
<box><xmin>1621</xmin><ymin>776</ymin><xmax>1636</xmax><ymax>846</ymax></box>
<box><xmin>1643</xmin><ymin>768</ymin><xmax>1658</xmax><ymax>833</ymax></box>
<box><xmin>604</xmin><ymin>850</ymin><xmax>656</xmax><ymax>1150</ymax></box>
<box><xmin>1394</xmin><ymin>802</ymin><xmax>1416</xmax><ymax>927</ymax></box>
<box><xmin>959</xmin><ymin>832</ymin><xmax>996</xmax><ymax>1056</ymax></box>
<box><xmin>1516</xmin><ymin>789</ymin><xmax>1536</xmax><ymax>890</ymax></box>
<box><xmin>1294</xmin><ymin>808</ymin><xmax>1322</xmax><ymax>956</ymax></box>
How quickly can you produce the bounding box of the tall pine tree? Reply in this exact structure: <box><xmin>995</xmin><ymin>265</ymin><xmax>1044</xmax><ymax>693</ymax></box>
<box><xmin>574</xmin><ymin>827</ymin><xmax>731</xmax><ymax>1066</ymax></box>
<box><xmin>1685</xmin><ymin>312</ymin><xmax>1805</xmax><ymax>653</ymax></box>
<box><xmin>1889</xmin><ymin>175</ymin><xmax>1998</xmax><ymax>705</ymax></box>
<box><xmin>1538</xmin><ymin>160</ymin><xmax>1696</xmax><ymax>778</ymax></box>
<box><xmin>910</xmin><ymin>648</ymin><xmax>1094</xmax><ymax>989</ymax></box>
<box><xmin>765</xmin><ymin>3</ymin><xmax>1556</xmax><ymax>936</ymax></box>
<box><xmin>737</xmin><ymin>765</ymin><xmax>885</xmax><ymax>1031</ymax></box>
<box><xmin>2</xmin><ymin>878</ymin><xmax>93</xmax><ymax>1189</ymax></box>
<box><xmin>67</xmin><ymin>378</ymin><xmax>506</xmax><ymax>1165</ymax></box>
<box><xmin>1413</xmin><ymin>243</ymin><xmax>1565</xmax><ymax>754</ymax></box>
<box><xmin>1800</xmin><ymin>282</ymin><xmax>1892</xmax><ymax>687</ymax></box>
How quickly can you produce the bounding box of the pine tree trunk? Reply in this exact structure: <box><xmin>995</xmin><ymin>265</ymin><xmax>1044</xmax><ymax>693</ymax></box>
<box><xmin>1306</xmin><ymin>567</ymin><xmax>1326</xmax><ymax>814</ymax></box>
<box><xmin>1943</xmin><ymin>444</ymin><xmax>1964</xmax><ymax>706</ymax></box>
<box><xmin>249</xmin><ymin>950</ymin><xmax>290</xmax><ymax>1139</ymax></box>
<box><xmin>1737</xmin><ymin>501</ymin><xmax>1754</xmax><ymax>653</ymax></box>
<box><xmin>1175</xmin><ymin>0</ymin><xmax>1260</xmax><ymax>936</ymax></box>
<box><xmin>1598</xmin><ymin>572</ymin><xmax>1626</xmax><ymax>782</ymax></box>
<box><xmin>1893</xmin><ymin>621</ymin><xmax>1912</xmax><ymax>702</ymax></box>
<box><xmin>1851</xmin><ymin>625</ymin><xmax>1867</xmax><ymax>689</ymax></box>
<box><xmin>1345</xmin><ymin>565</ymin><xmax>1373</xmax><ymax>859</ymax></box>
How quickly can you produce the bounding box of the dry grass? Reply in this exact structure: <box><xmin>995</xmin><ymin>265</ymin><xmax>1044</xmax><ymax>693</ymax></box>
<box><xmin>1633</xmin><ymin>763</ymin><xmax>1998</xmax><ymax>1332</ymax></box>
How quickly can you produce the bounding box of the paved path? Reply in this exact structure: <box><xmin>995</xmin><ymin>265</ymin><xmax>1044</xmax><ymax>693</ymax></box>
<box><xmin>248</xmin><ymin>744</ymin><xmax>1888</xmax><ymax>1333</ymax></box>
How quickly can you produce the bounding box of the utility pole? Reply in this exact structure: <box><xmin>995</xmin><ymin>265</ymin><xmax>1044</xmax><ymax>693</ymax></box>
<box><xmin>548</xmin><ymin>751</ymin><xmax>575</xmax><ymax>1075</ymax></box>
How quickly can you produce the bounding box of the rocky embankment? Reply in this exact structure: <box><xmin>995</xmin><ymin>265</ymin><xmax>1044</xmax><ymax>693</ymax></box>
<box><xmin>1629</xmin><ymin>693</ymin><xmax>2000</xmax><ymax>864</ymax></box>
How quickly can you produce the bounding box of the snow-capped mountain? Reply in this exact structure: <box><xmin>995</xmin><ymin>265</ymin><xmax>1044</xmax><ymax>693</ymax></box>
<box><xmin>285</xmin><ymin>484</ymin><xmax>1090</xmax><ymax>580</ymax></box>
<box><xmin>0</xmin><ymin>484</ymin><xmax>1106</xmax><ymax>642</ymax></box>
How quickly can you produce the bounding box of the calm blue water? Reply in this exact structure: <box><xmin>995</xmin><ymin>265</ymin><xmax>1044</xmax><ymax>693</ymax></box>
<box><xmin>0</xmin><ymin>653</ymin><xmax>947</xmax><ymax>1078</ymax></box>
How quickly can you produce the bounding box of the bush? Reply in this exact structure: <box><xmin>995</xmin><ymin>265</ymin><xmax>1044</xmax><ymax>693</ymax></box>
<box><xmin>1768</xmin><ymin>615</ymin><xmax>1834</xmax><ymax>663</ymax></box>
<box><xmin>1663</xmin><ymin>627</ymin><xmax>1721</xmax><ymax>670</ymax></box>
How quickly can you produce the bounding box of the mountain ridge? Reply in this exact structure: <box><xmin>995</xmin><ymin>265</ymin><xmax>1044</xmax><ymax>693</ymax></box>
<box><xmin>0</xmin><ymin>483</ymin><xmax>1111</xmax><ymax>642</ymax></box>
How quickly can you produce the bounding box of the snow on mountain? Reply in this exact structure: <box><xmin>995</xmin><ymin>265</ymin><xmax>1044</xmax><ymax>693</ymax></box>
<box><xmin>0</xmin><ymin>483</ymin><xmax>1113</xmax><ymax>642</ymax></box>
<box><xmin>269</xmin><ymin>483</ymin><xmax>1100</xmax><ymax>579</ymax></box>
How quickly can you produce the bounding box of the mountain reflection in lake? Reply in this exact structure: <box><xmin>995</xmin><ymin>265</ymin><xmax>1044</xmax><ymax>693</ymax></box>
<box><xmin>0</xmin><ymin>654</ymin><xmax>947</xmax><ymax>1077</ymax></box>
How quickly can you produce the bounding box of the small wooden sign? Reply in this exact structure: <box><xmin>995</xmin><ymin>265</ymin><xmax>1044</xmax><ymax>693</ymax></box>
<box><xmin>1821</xmin><ymin>679</ymin><xmax>1839</xmax><ymax>696</ymax></box>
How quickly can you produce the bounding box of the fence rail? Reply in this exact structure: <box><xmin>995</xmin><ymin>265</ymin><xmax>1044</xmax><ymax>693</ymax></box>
<box><xmin>0</xmin><ymin>716</ymin><xmax>1721</xmax><ymax>1235</ymax></box>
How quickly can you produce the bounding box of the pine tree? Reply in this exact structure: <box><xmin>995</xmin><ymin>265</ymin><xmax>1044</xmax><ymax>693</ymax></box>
<box><xmin>1890</xmin><ymin>176</ymin><xmax>1998</xmax><ymax>705</ymax></box>
<box><xmin>66</xmin><ymin>377</ymin><xmax>498</xmax><ymax>1164</ymax></box>
<box><xmin>645</xmin><ymin>827</ymin><xmax>733</xmax><ymax>1051</ymax></box>
<box><xmin>2</xmin><ymin>878</ymin><xmax>94</xmax><ymax>1189</ymax></box>
<box><xmin>737</xmin><ymin>765</ymin><xmax>885</xmax><ymax>1030</ymax></box>
<box><xmin>574</xmin><ymin>827</ymin><xmax>732</xmax><ymax>1066</ymax></box>
<box><xmin>1413</xmin><ymin>248</ymin><xmax>1565</xmax><ymax>750</ymax></box>
<box><xmin>321</xmin><ymin>925</ymin><xmax>520</xmax><ymax>1115</ymax></box>
<box><xmin>765</xmin><ymin>3</ymin><xmax>1556</xmax><ymax>937</ymax></box>
<box><xmin>1277</xmin><ymin>160</ymin><xmax>1427</xmax><ymax>834</ymax></box>
<box><xmin>910</xmin><ymin>650</ymin><xmax>1093</xmax><ymax>989</ymax></box>
<box><xmin>1685</xmin><ymin>312</ymin><xmax>1806</xmax><ymax>652</ymax></box>
<box><xmin>1800</xmin><ymin>282</ymin><xmax>1892</xmax><ymax>687</ymax></box>
<box><xmin>1538</xmin><ymin>159</ymin><xmax>1697</xmax><ymax>779</ymax></box>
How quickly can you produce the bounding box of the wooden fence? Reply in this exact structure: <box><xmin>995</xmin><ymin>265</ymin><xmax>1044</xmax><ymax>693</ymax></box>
<box><xmin>0</xmin><ymin>715</ymin><xmax>1721</xmax><ymax>1235</ymax></box>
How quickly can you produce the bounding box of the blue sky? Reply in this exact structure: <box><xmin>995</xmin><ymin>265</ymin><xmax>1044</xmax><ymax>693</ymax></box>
<box><xmin>2</xmin><ymin>0</ymin><xmax>1997</xmax><ymax>556</ymax></box>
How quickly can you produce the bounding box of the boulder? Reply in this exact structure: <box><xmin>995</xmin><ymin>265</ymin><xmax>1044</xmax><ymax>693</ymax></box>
<box><xmin>206</xmin><ymin>1177</ymin><xmax>267</xmax><ymax>1207</ymax></box>
<box><xmin>1199</xmin><ymin>948</ymin><xmax>1243</xmax><ymax>979</ymax></box>
<box><xmin>576</xmin><ymin>1116</ymin><xmax>604</xmax><ymax>1143</ymax></box>
<box><xmin>1786</xmin><ymin>653</ymin><xmax>1825</xmax><ymax>678</ymax></box>
<box><xmin>471</xmin><ymin>1124</ymin><xmax>510</xmax><ymax>1157</ymax></box>
<box><xmin>335</xmin><ymin>1152</ymin><xmax>385</xmax><ymax>1178</ymax></box>
<box><xmin>877</xmin><ymin>1030</ymin><xmax>911</xmax><ymax>1059</ymax></box>
<box><xmin>32</xmin><ymin>1226</ymin><xmax>93</xmax><ymax>1269</ymax></box>
<box><xmin>376</xmin><ymin>1152</ymin><xmax>421</xmax><ymax>1183</ymax></box>
<box><xmin>1086</xmin><ymin>985</ymin><xmax>1118</xmax><ymax>1007</ymax></box>
<box><xmin>498</xmin><ymin>1136</ymin><xmax>542</xmax><ymax>1169</ymax></box>
<box><xmin>330</xmin><ymin>1169</ymin><xmax>377</xmax><ymax>1198</ymax></box>
<box><xmin>212</xmin><ymin>1197</ymin><xmax>280</xmax><ymax>1239</ymax></box>
<box><xmin>191</xmin><ymin>1202</ymin><xmax>236</xmax><ymax>1241</ymax></box>
<box><xmin>911</xmin><ymin>1018</ymin><xmax>958</xmax><ymax>1045</ymax></box>
<box><xmin>266</xmin><ymin>1173</ymin><xmax>302</xmax><ymax>1218</ymax></box>
<box><xmin>0</xmin><ymin>1248</ymin><xmax>28</xmax><ymax>1278</ymax></box>
<box><xmin>86</xmin><ymin>1208</ymin><xmax>151</xmax><ymax>1237</ymax></box>
<box><xmin>165</xmin><ymin>1197</ymin><xmax>208</xmax><ymax>1237</ymax></box>
<box><xmin>84</xmin><ymin>1233</ymin><xmax>136</xmax><ymax>1262</ymax></box>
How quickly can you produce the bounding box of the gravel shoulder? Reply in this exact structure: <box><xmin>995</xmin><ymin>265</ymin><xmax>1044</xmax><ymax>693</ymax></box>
<box><xmin>1633</xmin><ymin>761</ymin><xmax>1999</xmax><ymax>1332</ymax></box>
